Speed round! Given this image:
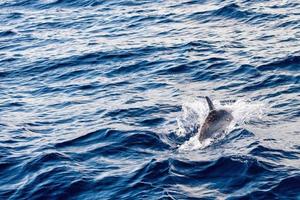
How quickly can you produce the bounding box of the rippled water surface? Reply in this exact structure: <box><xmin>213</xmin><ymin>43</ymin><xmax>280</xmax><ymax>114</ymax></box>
<box><xmin>1</xmin><ymin>0</ymin><xmax>300</xmax><ymax>199</ymax></box>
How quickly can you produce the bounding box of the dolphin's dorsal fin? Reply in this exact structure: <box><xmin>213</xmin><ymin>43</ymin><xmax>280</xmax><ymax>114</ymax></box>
<box><xmin>205</xmin><ymin>96</ymin><xmax>215</xmax><ymax>111</ymax></box>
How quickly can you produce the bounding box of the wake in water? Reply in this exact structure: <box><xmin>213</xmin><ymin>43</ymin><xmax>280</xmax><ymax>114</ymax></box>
<box><xmin>176</xmin><ymin>97</ymin><xmax>266</xmax><ymax>151</ymax></box>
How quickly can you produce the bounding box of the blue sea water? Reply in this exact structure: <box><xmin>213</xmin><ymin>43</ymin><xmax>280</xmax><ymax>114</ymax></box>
<box><xmin>0</xmin><ymin>0</ymin><xmax>300</xmax><ymax>199</ymax></box>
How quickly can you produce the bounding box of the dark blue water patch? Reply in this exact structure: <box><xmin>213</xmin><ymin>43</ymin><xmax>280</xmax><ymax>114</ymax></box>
<box><xmin>183</xmin><ymin>40</ymin><xmax>213</xmax><ymax>51</ymax></box>
<box><xmin>0</xmin><ymin>0</ymin><xmax>91</xmax><ymax>9</ymax></box>
<box><xmin>102</xmin><ymin>80</ymin><xmax>131</xmax><ymax>89</ymax></box>
<box><xmin>138</xmin><ymin>117</ymin><xmax>165</xmax><ymax>127</ymax></box>
<box><xmin>157</xmin><ymin>104</ymin><xmax>181</xmax><ymax>113</ymax></box>
<box><xmin>229</xmin><ymin>64</ymin><xmax>261</xmax><ymax>78</ymax></box>
<box><xmin>42</xmin><ymin>0</ymin><xmax>98</xmax><ymax>8</ymax></box>
<box><xmin>272</xmin><ymin>98</ymin><xmax>299</xmax><ymax>109</ymax></box>
<box><xmin>106</xmin><ymin>59</ymin><xmax>158</xmax><ymax>77</ymax></box>
<box><xmin>103</xmin><ymin>105</ymin><xmax>180</xmax><ymax>120</ymax></box>
<box><xmin>0</xmin><ymin>12</ymin><xmax>23</xmax><ymax>21</ymax></box>
<box><xmin>77</xmin><ymin>82</ymin><xmax>102</xmax><ymax>91</ymax></box>
<box><xmin>257</xmin><ymin>55</ymin><xmax>300</xmax><ymax>72</ymax></box>
<box><xmin>289</xmin><ymin>109</ymin><xmax>300</xmax><ymax>119</ymax></box>
<box><xmin>94</xmin><ymin>0</ymin><xmax>155</xmax><ymax>7</ymax></box>
<box><xmin>246</xmin><ymin>12</ymin><xmax>286</xmax><ymax>24</ymax></box>
<box><xmin>29</xmin><ymin>85</ymin><xmax>65</xmax><ymax>96</ymax></box>
<box><xmin>276</xmin><ymin>19</ymin><xmax>300</xmax><ymax>29</ymax></box>
<box><xmin>120</xmin><ymin>131</ymin><xmax>170</xmax><ymax>150</ymax></box>
<box><xmin>55</xmin><ymin>129</ymin><xmax>169</xmax><ymax>152</ymax></box>
<box><xmin>25</xmin><ymin>120</ymin><xmax>57</xmax><ymax>127</ymax></box>
<box><xmin>170</xmin><ymin>155</ymin><xmax>278</xmax><ymax>194</ymax></box>
<box><xmin>239</xmin><ymin>74</ymin><xmax>297</xmax><ymax>92</ymax></box>
<box><xmin>267</xmin><ymin>175</ymin><xmax>300</xmax><ymax>198</ymax></box>
<box><xmin>0</xmin><ymin>43</ymin><xmax>20</xmax><ymax>53</ymax></box>
<box><xmin>10</xmin><ymin>166</ymin><xmax>91</xmax><ymax>200</ymax></box>
<box><xmin>0</xmin><ymin>0</ymin><xmax>35</xmax><ymax>7</ymax></box>
<box><xmin>6</xmin><ymin>45</ymin><xmax>175</xmax><ymax>81</ymax></box>
<box><xmin>0</xmin><ymin>30</ymin><xmax>17</xmax><ymax>37</ymax></box>
<box><xmin>1</xmin><ymin>152</ymin><xmax>32</xmax><ymax>185</ymax></box>
<box><xmin>189</xmin><ymin>58</ymin><xmax>232</xmax><ymax>81</ymax></box>
<box><xmin>132</xmin><ymin>82</ymin><xmax>168</xmax><ymax>92</ymax></box>
<box><xmin>188</xmin><ymin>2</ymin><xmax>285</xmax><ymax>24</ymax></box>
<box><xmin>228</xmin><ymin>175</ymin><xmax>300</xmax><ymax>199</ymax></box>
<box><xmin>250</xmin><ymin>145</ymin><xmax>300</xmax><ymax>161</ymax></box>
<box><xmin>0</xmin><ymin>101</ymin><xmax>25</xmax><ymax>108</ymax></box>
<box><xmin>67</xmin><ymin>141</ymin><xmax>162</xmax><ymax>162</ymax></box>
<box><xmin>192</xmin><ymin>70</ymin><xmax>222</xmax><ymax>82</ymax></box>
<box><xmin>205</xmin><ymin>61</ymin><xmax>232</xmax><ymax>71</ymax></box>
<box><xmin>131</xmin><ymin>158</ymin><xmax>171</xmax><ymax>183</ymax></box>
<box><xmin>55</xmin><ymin>128</ymin><xmax>111</xmax><ymax>148</ymax></box>
<box><xmin>126</xmin><ymin>12</ymin><xmax>180</xmax><ymax>30</ymax></box>
<box><xmin>22</xmin><ymin>151</ymin><xmax>74</xmax><ymax>173</ymax></box>
<box><xmin>31</xmin><ymin>20</ymin><xmax>88</xmax><ymax>30</ymax></box>
<box><xmin>103</xmin><ymin>106</ymin><xmax>160</xmax><ymax>119</ymax></box>
<box><xmin>215</xmin><ymin>82</ymin><xmax>244</xmax><ymax>91</ymax></box>
<box><xmin>0</xmin><ymin>0</ymin><xmax>158</xmax><ymax>10</ymax></box>
<box><xmin>156</xmin><ymin>62</ymin><xmax>200</xmax><ymax>75</ymax></box>
<box><xmin>269</xmin><ymin>2</ymin><xmax>300</xmax><ymax>9</ymax></box>
<box><xmin>223</xmin><ymin>128</ymin><xmax>254</xmax><ymax>142</ymax></box>
<box><xmin>76</xmin><ymin>46</ymin><xmax>170</xmax><ymax>66</ymax></box>
<box><xmin>256</xmin><ymin>83</ymin><xmax>300</xmax><ymax>100</ymax></box>
<box><xmin>181</xmin><ymin>0</ymin><xmax>208</xmax><ymax>6</ymax></box>
<box><xmin>23</xmin><ymin>125</ymin><xmax>54</xmax><ymax>135</ymax></box>
<box><xmin>0</xmin><ymin>57</ymin><xmax>20</xmax><ymax>69</ymax></box>
<box><xmin>7</xmin><ymin>47</ymin><xmax>152</xmax><ymax>79</ymax></box>
<box><xmin>213</xmin><ymin>3</ymin><xmax>252</xmax><ymax>19</ymax></box>
<box><xmin>105</xmin><ymin>158</ymin><xmax>174</xmax><ymax>199</ymax></box>
<box><xmin>124</xmin><ymin>96</ymin><xmax>145</xmax><ymax>105</ymax></box>
<box><xmin>55</xmin><ymin>69</ymin><xmax>92</xmax><ymax>81</ymax></box>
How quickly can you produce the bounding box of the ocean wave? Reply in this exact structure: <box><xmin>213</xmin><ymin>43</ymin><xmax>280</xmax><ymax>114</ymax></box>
<box><xmin>0</xmin><ymin>0</ymin><xmax>299</xmax><ymax>199</ymax></box>
<box><xmin>257</xmin><ymin>55</ymin><xmax>300</xmax><ymax>72</ymax></box>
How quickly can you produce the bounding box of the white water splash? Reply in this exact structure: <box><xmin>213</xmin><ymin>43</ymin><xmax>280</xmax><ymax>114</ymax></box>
<box><xmin>176</xmin><ymin>97</ymin><xmax>266</xmax><ymax>151</ymax></box>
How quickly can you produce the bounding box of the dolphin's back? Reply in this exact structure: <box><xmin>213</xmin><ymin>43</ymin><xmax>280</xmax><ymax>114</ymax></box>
<box><xmin>199</xmin><ymin>98</ymin><xmax>233</xmax><ymax>141</ymax></box>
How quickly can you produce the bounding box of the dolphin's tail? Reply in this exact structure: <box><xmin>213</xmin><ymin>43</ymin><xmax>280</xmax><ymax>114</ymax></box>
<box><xmin>205</xmin><ymin>96</ymin><xmax>215</xmax><ymax>111</ymax></box>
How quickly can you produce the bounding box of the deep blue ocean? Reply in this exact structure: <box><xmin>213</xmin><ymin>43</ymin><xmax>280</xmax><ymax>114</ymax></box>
<box><xmin>1</xmin><ymin>0</ymin><xmax>300</xmax><ymax>199</ymax></box>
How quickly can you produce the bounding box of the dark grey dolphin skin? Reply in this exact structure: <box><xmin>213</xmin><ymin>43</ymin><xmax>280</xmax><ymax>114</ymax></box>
<box><xmin>199</xmin><ymin>97</ymin><xmax>233</xmax><ymax>141</ymax></box>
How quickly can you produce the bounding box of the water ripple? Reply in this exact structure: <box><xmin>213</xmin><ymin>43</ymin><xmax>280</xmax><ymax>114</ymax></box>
<box><xmin>1</xmin><ymin>0</ymin><xmax>300</xmax><ymax>199</ymax></box>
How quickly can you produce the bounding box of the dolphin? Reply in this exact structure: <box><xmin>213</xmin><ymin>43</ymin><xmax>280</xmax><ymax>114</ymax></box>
<box><xmin>198</xmin><ymin>97</ymin><xmax>233</xmax><ymax>141</ymax></box>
